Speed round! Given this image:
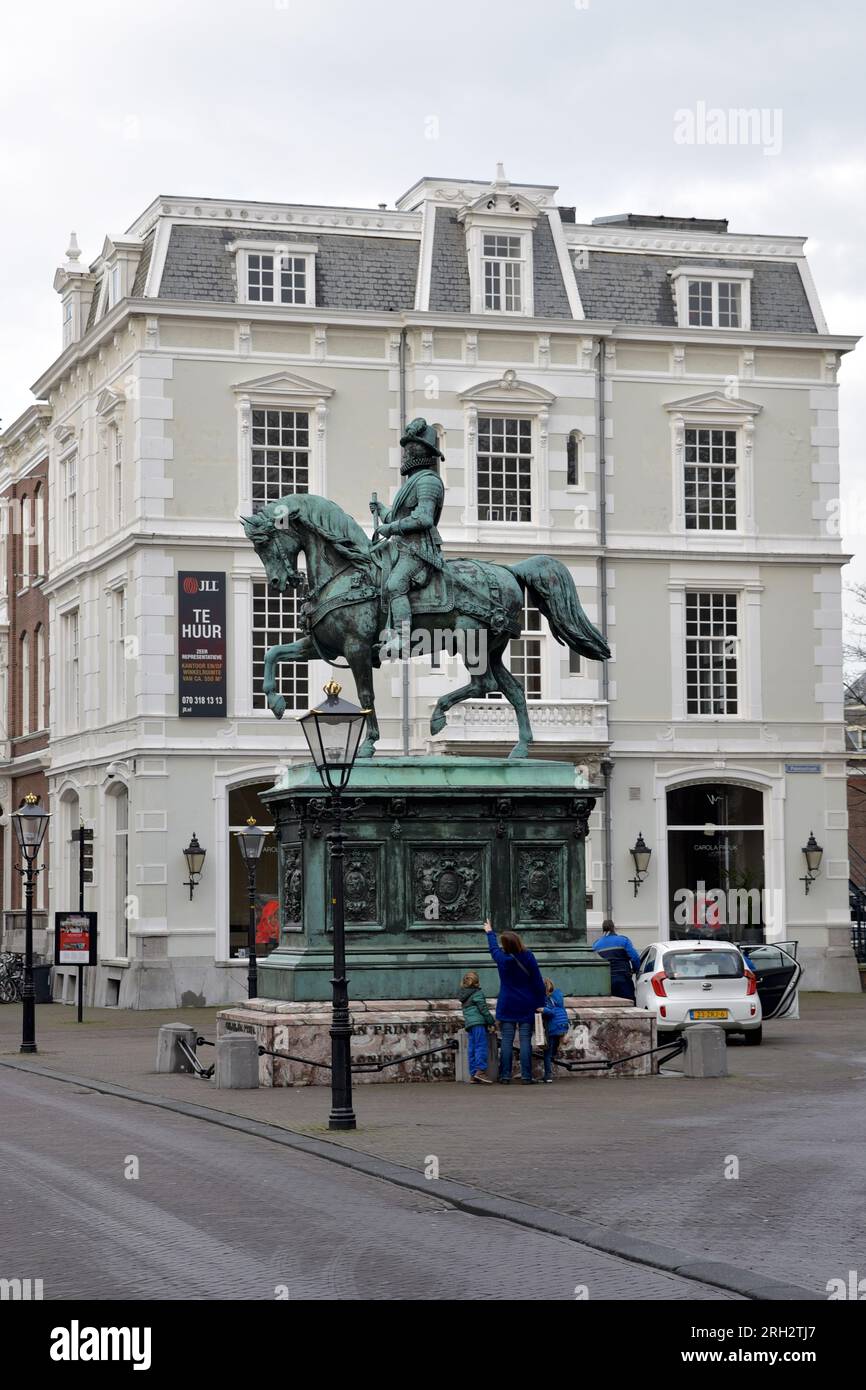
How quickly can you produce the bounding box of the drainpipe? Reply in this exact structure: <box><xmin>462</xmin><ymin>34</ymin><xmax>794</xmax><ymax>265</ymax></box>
<box><xmin>597</xmin><ymin>335</ymin><xmax>614</xmax><ymax>920</ymax></box>
<box><xmin>399</xmin><ymin>327</ymin><xmax>410</xmax><ymax>754</ymax></box>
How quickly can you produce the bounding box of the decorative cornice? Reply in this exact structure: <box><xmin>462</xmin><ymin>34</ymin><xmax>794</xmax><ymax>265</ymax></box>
<box><xmin>664</xmin><ymin>390</ymin><xmax>763</xmax><ymax>416</ymax></box>
<box><xmin>231</xmin><ymin>369</ymin><xmax>335</xmax><ymax>401</ymax></box>
<box><xmin>459</xmin><ymin>369</ymin><xmax>556</xmax><ymax>405</ymax></box>
<box><xmin>126</xmin><ymin>197</ymin><xmax>422</xmax><ymax>240</ymax></box>
<box><xmin>565</xmin><ymin>225</ymin><xmax>806</xmax><ymax>260</ymax></box>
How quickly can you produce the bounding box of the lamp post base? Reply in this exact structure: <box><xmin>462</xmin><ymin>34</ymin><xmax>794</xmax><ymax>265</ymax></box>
<box><xmin>20</xmin><ymin>1042</ymin><xmax>37</xmax><ymax>1055</ymax></box>
<box><xmin>328</xmin><ymin>1108</ymin><xmax>357</xmax><ymax>1131</ymax></box>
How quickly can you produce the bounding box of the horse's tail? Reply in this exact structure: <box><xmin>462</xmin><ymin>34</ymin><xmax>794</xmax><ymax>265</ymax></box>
<box><xmin>508</xmin><ymin>556</ymin><xmax>610</xmax><ymax>661</ymax></box>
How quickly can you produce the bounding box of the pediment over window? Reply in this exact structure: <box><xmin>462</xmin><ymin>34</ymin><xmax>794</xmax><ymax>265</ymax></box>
<box><xmin>459</xmin><ymin>370</ymin><xmax>556</xmax><ymax>406</ymax></box>
<box><xmin>664</xmin><ymin>391</ymin><xmax>762</xmax><ymax>418</ymax></box>
<box><xmin>95</xmin><ymin>386</ymin><xmax>125</xmax><ymax>419</ymax></box>
<box><xmin>54</xmin><ymin>423</ymin><xmax>76</xmax><ymax>446</ymax></box>
<box><xmin>457</xmin><ymin>165</ymin><xmax>542</xmax><ymax>228</ymax></box>
<box><xmin>232</xmin><ymin>370</ymin><xmax>335</xmax><ymax>401</ymax></box>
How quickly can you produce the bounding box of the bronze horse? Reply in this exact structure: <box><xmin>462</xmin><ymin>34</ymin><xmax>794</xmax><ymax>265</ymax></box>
<box><xmin>243</xmin><ymin>494</ymin><xmax>609</xmax><ymax>759</ymax></box>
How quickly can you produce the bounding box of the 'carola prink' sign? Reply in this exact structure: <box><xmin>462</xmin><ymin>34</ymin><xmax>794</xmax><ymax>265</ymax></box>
<box><xmin>178</xmin><ymin>571</ymin><xmax>227</xmax><ymax>717</ymax></box>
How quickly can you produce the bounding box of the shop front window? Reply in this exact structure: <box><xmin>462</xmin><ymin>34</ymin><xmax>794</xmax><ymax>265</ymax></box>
<box><xmin>228</xmin><ymin>784</ymin><xmax>279</xmax><ymax>959</ymax></box>
<box><xmin>667</xmin><ymin>782</ymin><xmax>765</xmax><ymax>943</ymax></box>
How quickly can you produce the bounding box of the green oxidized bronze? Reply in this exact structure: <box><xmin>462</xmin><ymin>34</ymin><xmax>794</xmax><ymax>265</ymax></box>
<box><xmin>241</xmin><ymin>417</ymin><xmax>609</xmax><ymax>759</ymax></box>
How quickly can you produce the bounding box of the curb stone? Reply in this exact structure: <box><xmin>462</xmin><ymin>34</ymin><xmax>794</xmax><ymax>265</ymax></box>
<box><xmin>0</xmin><ymin>1057</ymin><xmax>823</xmax><ymax>1303</ymax></box>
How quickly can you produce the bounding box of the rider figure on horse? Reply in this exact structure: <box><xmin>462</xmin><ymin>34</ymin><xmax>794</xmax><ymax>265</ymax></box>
<box><xmin>370</xmin><ymin>417</ymin><xmax>444</xmax><ymax>655</ymax></box>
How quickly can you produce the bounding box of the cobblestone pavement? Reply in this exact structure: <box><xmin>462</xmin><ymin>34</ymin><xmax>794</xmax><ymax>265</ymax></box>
<box><xmin>0</xmin><ymin>1070</ymin><xmax>738</xmax><ymax>1301</ymax></box>
<box><xmin>2</xmin><ymin>992</ymin><xmax>864</xmax><ymax>1295</ymax></box>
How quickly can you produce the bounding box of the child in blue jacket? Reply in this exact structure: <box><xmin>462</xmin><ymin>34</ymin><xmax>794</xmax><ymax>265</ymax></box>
<box><xmin>542</xmin><ymin>978</ymin><xmax>570</xmax><ymax>1083</ymax></box>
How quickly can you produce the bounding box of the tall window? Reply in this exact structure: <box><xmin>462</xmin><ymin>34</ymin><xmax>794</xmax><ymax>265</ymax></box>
<box><xmin>113</xmin><ymin>429</ymin><xmax>124</xmax><ymax>527</ymax></box>
<box><xmin>482</xmin><ymin>234</ymin><xmax>523</xmax><ymax>312</ymax></box>
<box><xmin>113</xmin><ymin>588</ymin><xmax>127</xmax><ymax>718</ymax></box>
<box><xmin>251</xmin><ymin>582</ymin><xmax>308</xmax><ymax>711</ymax></box>
<box><xmin>114</xmin><ymin>786</ymin><xmax>129</xmax><ymax>956</ymax></box>
<box><xmin>684</xmin><ymin>428</ymin><xmax>737</xmax><ymax>531</ymax></box>
<box><xmin>20</xmin><ymin>497</ymin><xmax>31</xmax><ymax>587</ymax></box>
<box><xmin>62</xmin><ymin>451</ymin><xmax>78</xmax><ymax>554</ymax></box>
<box><xmin>251</xmin><ymin>409</ymin><xmax>310</xmax><ymax>510</ymax></box>
<box><xmin>566</xmin><ymin>429</ymin><xmax>583</xmax><ymax>488</ymax></box>
<box><xmin>64</xmin><ymin>610</ymin><xmax>81</xmax><ymax>728</ymax></box>
<box><xmin>36</xmin><ymin>625</ymin><xmax>46</xmax><ymax>729</ymax></box>
<box><xmin>20</xmin><ymin>633</ymin><xmax>30</xmax><ymax>736</ymax></box>
<box><xmin>34</xmin><ymin>486</ymin><xmax>45</xmax><ymax>579</ymax></box>
<box><xmin>477</xmin><ymin>416</ymin><xmax>532</xmax><ymax>522</ymax></box>
<box><xmin>688</xmin><ymin>279</ymin><xmax>741</xmax><ymax>328</ymax></box>
<box><xmin>247</xmin><ymin>252</ymin><xmax>310</xmax><ymax>305</ymax></box>
<box><xmin>685</xmin><ymin>592</ymin><xmax>739</xmax><ymax>716</ymax></box>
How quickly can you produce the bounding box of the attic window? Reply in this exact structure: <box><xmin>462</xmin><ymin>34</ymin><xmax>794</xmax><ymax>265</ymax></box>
<box><xmin>482</xmin><ymin>234</ymin><xmax>524</xmax><ymax>313</ymax></box>
<box><xmin>670</xmin><ymin>266</ymin><xmax>752</xmax><ymax>331</ymax></box>
<box><xmin>232</xmin><ymin>241</ymin><xmax>317</xmax><ymax>308</ymax></box>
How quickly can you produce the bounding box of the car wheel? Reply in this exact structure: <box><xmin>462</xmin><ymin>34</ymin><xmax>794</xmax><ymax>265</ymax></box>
<box><xmin>744</xmin><ymin>1025</ymin><xmax>763</xmax><ymax>1046</ymax></box>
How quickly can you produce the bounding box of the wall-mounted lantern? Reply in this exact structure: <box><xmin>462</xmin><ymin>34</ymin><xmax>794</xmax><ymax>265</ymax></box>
<box><xmin>800</xmin><ymin>831</ymin><xmax>823</xmax><ymax>895</ymax></box>
<box><xmin>182</xmin><ymin>833</ymin><xmax>206</xmax><ymax>900</ymax></box>
<box><xmin>628</xmin><ymin>832</ymin><xmax>652</xmax><ymax>897</ymax></box>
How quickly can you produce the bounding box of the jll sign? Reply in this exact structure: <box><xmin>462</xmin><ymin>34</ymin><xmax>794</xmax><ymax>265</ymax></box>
<box><xmin>178</xmin><ymin>571</ymin><xmax>227</xmax><ymax>717</ymax></box>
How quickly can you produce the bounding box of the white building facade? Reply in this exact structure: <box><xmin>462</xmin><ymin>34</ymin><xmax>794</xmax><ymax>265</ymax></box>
<box><xmin>28</xmin><ymin>169</ymin><xmax>859</xmax><ymax>1006</ymax></box>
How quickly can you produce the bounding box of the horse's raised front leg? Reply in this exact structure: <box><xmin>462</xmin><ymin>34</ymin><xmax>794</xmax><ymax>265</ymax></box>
<box><xmin>430</xmin><ymin>625</ymin><xmax>497</xmax><ymax>736</ymax></box>
<box><xmin>263</xmin><ymin>636</ymin><xmax>317</xmax><ymax>719</ymax></box>
<box><xmin>490</xmin><ymin>643</ymin><xmax>533</xmax><ymax>759</ymax></box>
<box><xmin>346</xmin><ymin>650</ymin><xmax>380</xmax><ymax>757</ymax></box>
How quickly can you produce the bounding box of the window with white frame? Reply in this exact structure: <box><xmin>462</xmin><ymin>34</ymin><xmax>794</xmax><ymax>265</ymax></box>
<box><xmin>251</xmin><ymin>582</ymin><xmax>309</xmax><ymax>711</ymax></box>
<box><xmin>64</xmin><ymin>609</ymin><xmax>81</xmax><ymax>728</ymax></box>
<box><xmin>20</xmin><ymin>496</ymin><xmax>31</xmax><ymax>588</ymax></box>
<box><xmin>36</xmin><ymin>624</ymin><xmax>46</xmax><ymax>729</ymax></box>
<box><xmin>62</xmin><ymin>450</ymin><xmax>78</xmax><ymax>555</ymax></box>
<box><xmin>251</xmin><ymin>409</ymin><xmax>310</xmax><ymax>510</ymax></box>
<box><xmin>477</xmin><ymin>415</ymin><xmax>532</xmax><ymax>522</ymax></box>
<box><xmin>242</xmin><ymin>246</ymin><xmax>315</xmax><ymax>306</ymax></box>
<box><xmin>567</xmin><ymin>429</ymin><xmax>584</xmax><ymax>488</ymax></box>
<box><xmin>684</xmin><ymin>427</ymin><xmax>738</xmax><ymax>530</ymax></box>
<box><xmin>482</xmin><ymin>234</ymin><xmax>524</xmax><ymax>312</ymax></box>
<box><xmin>688</xmin><ymin>278</ymin><xmax>741</xmax><ymax>327</ymax></box>
<box><xmin>113</xmin><ymin>428</ymin><xmax>123</xmax><ymax>528</ymax></box>
<box><xmin>34</xmin><ymin>486</ymin><xmax>45</xmax><ymax>579</ymax></box>
<box><xmin>112</xmin><ymin>588</ymin><xmax>127</xmax><ymax>719</ymax></box>
<box><xmin>488</xmin><ymin>595</ymin><xmax>544</xmax><ymax>701</ymax></box>
<box><xmin>685</xmin><ymin>591</ymin><xmax>739</xmax><ymax>716</ymax></box>
<box><xmin>20</xmin><ymin>632</ymin><xmax>30</xmax><ymax>736</ymax></box>
<box><xmin>670</xmin><ymin>267</ymin><xmax>752</xmax><ymax>330</ymax></box>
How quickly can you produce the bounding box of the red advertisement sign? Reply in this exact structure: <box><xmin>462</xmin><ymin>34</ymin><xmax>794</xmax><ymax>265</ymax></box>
<box><xmin>54</xmin><ymin>912</ymin><xmax>98</xmax><ymax>966</ymax></box>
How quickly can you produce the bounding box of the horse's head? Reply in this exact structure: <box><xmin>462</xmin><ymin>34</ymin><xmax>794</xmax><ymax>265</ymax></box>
<box><xmin>241</xmin><ymin>503</ymin><xmax>304</xmax><ymax>593</ymax></box>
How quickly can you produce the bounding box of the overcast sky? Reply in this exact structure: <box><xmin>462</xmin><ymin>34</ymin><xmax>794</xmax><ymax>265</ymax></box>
<box><xmin>2</xmin><ymin>0</ymin><xmax>863</xmax><ymax>579</ymax></box>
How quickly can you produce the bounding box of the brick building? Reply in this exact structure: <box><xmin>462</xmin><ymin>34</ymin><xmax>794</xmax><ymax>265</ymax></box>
<box><xmin>0</xmin><ymin>402</ymin><xmax>51</xmax><ymax>947</ymax></box>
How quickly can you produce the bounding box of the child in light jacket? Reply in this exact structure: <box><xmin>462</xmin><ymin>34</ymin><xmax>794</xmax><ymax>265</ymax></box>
<box><xmin>457</xmin><ymin>971</ymin><xmax>496</xmax><ymax>1084</ymax></box>
<box><xmin>542</xmin><ymin>978</ymin><xmax>570</xmax><ymax>1083</ymax></box>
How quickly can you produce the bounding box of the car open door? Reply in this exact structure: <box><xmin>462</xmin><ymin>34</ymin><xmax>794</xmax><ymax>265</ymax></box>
<box><xmin>746</xmin><ymin>941</ymin><xmax>802</xmax><ymax>1020</ymax></box>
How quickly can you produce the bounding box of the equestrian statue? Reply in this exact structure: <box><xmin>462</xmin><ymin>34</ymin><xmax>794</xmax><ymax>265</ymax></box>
<box><xmin>241</xmin><ymin>417</ymin><xmax>609</xmax><ymax>759</ymax></box>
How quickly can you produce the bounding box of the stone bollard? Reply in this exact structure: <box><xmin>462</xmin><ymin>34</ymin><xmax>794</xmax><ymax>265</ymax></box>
<box><xmin>215</xmin><ymin>1032</ymin><xmax>260</xmax><ymax>1089</ymax></box>
<box><xmin>682</xmin><ymin>1023</ymin><xmax>728</xmax><ymax>1078</ymax></box>
<box><xmin>155</xmin><ymin>1023</ymin><xmax>199</xmax><ymax>1074</ymax></box>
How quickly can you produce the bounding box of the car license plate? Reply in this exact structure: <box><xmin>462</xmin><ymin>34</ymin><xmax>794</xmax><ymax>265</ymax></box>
<box><xmin>690</xmin><ymin>1009</ymin><xmax>728</xmax><ymax>1020</ymax></box>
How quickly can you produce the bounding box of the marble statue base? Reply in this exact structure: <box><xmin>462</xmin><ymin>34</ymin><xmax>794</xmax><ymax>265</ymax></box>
<box><xmin>216</xmin><ymin>996</ymin><xmax>657</xmax><ymax>1085</ymax></box>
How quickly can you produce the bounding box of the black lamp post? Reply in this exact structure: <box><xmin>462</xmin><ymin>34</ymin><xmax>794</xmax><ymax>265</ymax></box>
<box><xmin>234</xmin><ymin>817</ymin><xmax>270</xmax><ymax>999</ymax></box>
<box><xmin>182</xmin><ymin>833</ymin><xmax>206</xmax><ymax>900</ymax></box>
<box><xmin>628</xmin><ymin>832</ymin><xmax>652</xmax><ymax>897</ymax></box>
<box><xmin>298</xmin><ymin>680</ymin><xmax>369</xmax><ymax>1131</ymax></box>
<box><xmin>11</xmin><ymin>794</ymin><xmax>50</xmax><ymax>1054</ymax></box>
<box><xmin>800</xmin><ymin>831</ymin><xmax>823</xmax><ymax>895</ymax></box>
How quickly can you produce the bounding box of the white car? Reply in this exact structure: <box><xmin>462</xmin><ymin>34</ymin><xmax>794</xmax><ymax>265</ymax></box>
<box><xmin>634</xmin><ymin>939</ymin><xmax>801</xmax><ymax>1045</ymax></box>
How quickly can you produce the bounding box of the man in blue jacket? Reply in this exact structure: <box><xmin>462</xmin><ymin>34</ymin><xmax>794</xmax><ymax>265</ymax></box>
<box><xmin>592</xmin><ymin>918</ymin><xmax>641</xmax><ymax>1003</ymax></box>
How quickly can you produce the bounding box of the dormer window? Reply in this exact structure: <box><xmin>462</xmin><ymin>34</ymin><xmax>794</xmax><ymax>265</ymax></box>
<box><xmin>670</xmin><ymin>267</ymin><xmax>752</xmax><ymax>330</ymax></box>
<box><xmin>482</xmin><ymin>234</ymin><xmax>524</xmax><ymax>312</ymax></box>
<box><xmin>231</xmin><ymin>242</ymin><xmax>317</xmax><ymax>308</ymax></box>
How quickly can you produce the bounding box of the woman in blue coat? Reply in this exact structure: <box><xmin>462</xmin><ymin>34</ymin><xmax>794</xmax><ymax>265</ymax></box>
<box><xmin>483</xmin><ymin>918</ymin><xmax>547</xmax><ymax>1084</ymax></box>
